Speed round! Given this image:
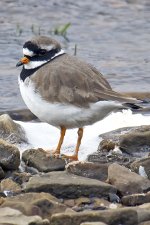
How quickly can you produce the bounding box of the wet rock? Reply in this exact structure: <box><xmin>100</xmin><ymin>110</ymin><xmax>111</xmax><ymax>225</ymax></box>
<box><xmin>122</xmin><ymin>192</ymin><xmax>150</xmax><ymax>206</ymax></box>
<box><xmin>0</xmin><ymin>207</ymin><xmax>49</xmax><ymax>225</ymax></box>
<box><xmin>130</xmin><ymin>157</ymin><xmax>150</xmax><ymax>179</ymax></box>
<box><xmin>108</xmin><ymin>163</ymin><xmax>150</xmax><ymax>195</ymax></box>
<box><xmin>0</xmin><ymin>139</ymin><xmax>20</xmax><ymax>170</ymax></box>
<box><xmin>66</xmin><ymin>161</ymin><xmax>108</xmax><ymax>181</ymax></box>
<box><xmin>22</xmin><ymin>148</ymin><xmax>66</xmax><ymax>172</ymax></box>
<box><xmin>0</xmin><ymin>166</ymin><xmax>5</xmax><ymax>179</ymax></box>
<box><xmin>80</xmin><ymin>222</ymin><xmax>107</xmax><ymax>225</ymax></box>
<box><xmin>0</xmin><ymin>192</ymin><xmax>67</xmax><ymax>220</ymax></box>
<box><xmin>0</xmin><ymin>178</ymin><xmax>21</xmax><ymax>195</ymax></box>
<box><xmin>0</xmin><ymin>114</ymin><xmax>28</xmax><ymax>144</ymax></box>
<box><xmin>23</xmin><ymin>171</ymin><xmax>117</xmax><ymax>199</ymax></box>
<box><xmin>50</xmin><ymin>208</ymin><xmax>138</xmax><ymax>225</ymax></box>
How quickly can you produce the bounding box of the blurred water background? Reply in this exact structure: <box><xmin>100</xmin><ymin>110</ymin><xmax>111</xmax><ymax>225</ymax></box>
<box><xmin>0</xmin><ymin>0</ymin><xmax>149</xmax><ymax>111</ymax></box>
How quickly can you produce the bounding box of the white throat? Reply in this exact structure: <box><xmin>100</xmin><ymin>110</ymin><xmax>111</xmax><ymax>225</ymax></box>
<box><xmin>24</xmin><ymin>49</ymin><xmax>65</xmax><ymax>70</ymax></box>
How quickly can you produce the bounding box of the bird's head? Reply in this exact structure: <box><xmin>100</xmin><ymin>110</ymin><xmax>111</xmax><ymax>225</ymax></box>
<box><xmin>16</xmin><ymin>36</ymin><xmax>62</xmax><ymax>69</ymax></box>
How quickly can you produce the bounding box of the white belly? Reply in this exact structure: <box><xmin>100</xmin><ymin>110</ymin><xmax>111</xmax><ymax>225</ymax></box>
<box><xmin>19</xmin><ymin>77</ymin><xmax>123</xmax><ymax>128</ymax></box>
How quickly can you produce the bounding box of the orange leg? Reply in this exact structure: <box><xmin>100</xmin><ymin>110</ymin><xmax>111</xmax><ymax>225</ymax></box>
<box><xmin>52</xmin><ymin>126</ymin><xmax>66</xmax><ymax>155</ymax></box>
<box><xmin>63</xmin><ymin>128</ymin><xmax>83</xmax><ymax>161</ymax></box>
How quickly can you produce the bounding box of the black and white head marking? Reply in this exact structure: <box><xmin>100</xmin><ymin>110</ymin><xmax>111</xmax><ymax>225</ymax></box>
<box><xmin>20</xmin><ymin>39</ymin><xmax>65</xmax><ymax>81</ymax></box>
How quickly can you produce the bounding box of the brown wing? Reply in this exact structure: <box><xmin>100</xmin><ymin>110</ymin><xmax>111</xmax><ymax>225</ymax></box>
<box><xmin>32</xmin><ymin>54</ymin><xmax>139</xmax><ymax>107</ymax></box>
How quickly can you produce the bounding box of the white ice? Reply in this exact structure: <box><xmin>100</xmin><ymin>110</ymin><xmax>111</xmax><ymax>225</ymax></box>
<box><xmin>16</xmin><ymin>109</ymin><xmax>150</xmax><ymax>161</ymax></box>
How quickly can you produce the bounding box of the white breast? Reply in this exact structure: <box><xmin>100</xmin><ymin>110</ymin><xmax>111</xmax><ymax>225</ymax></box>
<box><xmin>19</xmin><ymin>77</ymin><xmax>123</xmax><ymax>129</ymax></box>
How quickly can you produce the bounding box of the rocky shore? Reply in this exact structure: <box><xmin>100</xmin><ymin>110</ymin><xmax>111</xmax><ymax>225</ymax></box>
<box><xmin>1</xmin><ymin>113</ymin><xmax>150</xmax><ymax>224</ymax></box>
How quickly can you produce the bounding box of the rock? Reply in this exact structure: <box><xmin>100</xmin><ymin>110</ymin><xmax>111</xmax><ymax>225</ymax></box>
<box><xmin>119</xmin><ymin>127</ymin><xmax>150</xmax><ymax>155</ymax></box>
<box><xmin>0</xmin><ymin>114</ymin><xmax>28</xmax><ymax>144</ymax></box>
<box><xmin>0</xmin><ymin>166</ymin><xmax>5</xmax><ymax>179</ymax></box>
<box><xmin>0</xmin><ymin>192</ymin><xmax>67</xmax><ymax>220</ymax></box>
<box><xmin>130</xmin><ymin>157</ymin><xmax>150</xmax><ymax>179</ymax></box>
<box><xmin>88</xmin><ymin>126</ymin><xmax>150</xmax><ymax>165</ymax></box>
<box><xmin>0</xmin><ymin>178</ymin><xmax>21</xmax><ymax>195</ymax></box>
<box><xmin>122</xmin><ymin>192</ymin><xmax>150</xmax><ymax>206</ymax></box>
<box><xmin>139</xmin><ymin>221</ymin><xmax>150</xmax><ymax>225</ymax></box>
<box><xmin>80</xmin><ymin>222</ymin><xmax>107</xmax><ymax>225</ymax></box>
<box><xmin>0</xmin><ymin>139</ymin><xmax>20</xmax><ymax>170</ymax></box>
<box><xmin>50</xmin><ymin>208</ymin><xmax>138</xmax><ymax>225</ymax></box>
<box><xmin>23</xmin><ymin>171</ymin><xmax>117</xmax><ymax>199</ymax></box>
<box><xmin>6</xmin><ymin>171</ymin><xmax>31</xmax><ymax>185</ymax></box>
<box><xmin>108</xmin><ymin>163</ymin><xmax>150</xmax><ymax>195</ymax></box>
<box><xmin>66</xmin><ymin>161</ymin><xmax>108</xmax><ymax>181</ymax></box>
<box><xmin>99</xmin><ymin>139</ymin><xmax>116</xmax><ymax>152</ymax></box>
<box><xmin>22</xmin><ymin>148</ymin><xmax>66</xmax><ymax>172</ymax></box>
<box><xmin>0</xmin><ymin>207</ymin><xmax>49</xmax><ymax>225</ymax></box>
<box><xmin>72</xmin><ymin>197</ymin><xmax>121</xmax><ymax>212</ymax></box>
<box><xmin>0</xmin><ymin>109</ymin><xmax>37</xmax><ymax>121</ymax></box>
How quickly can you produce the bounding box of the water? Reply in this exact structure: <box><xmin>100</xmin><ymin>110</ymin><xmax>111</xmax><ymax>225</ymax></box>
<box><xmin>0</xmin><ymin>0</ymin><xmax>150</xmax><ymax>111</ymax></box>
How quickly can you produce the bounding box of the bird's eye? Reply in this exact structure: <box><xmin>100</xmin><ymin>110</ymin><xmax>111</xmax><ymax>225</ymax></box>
<box><xmin>39</xmin><ymin>49</ymin><xmax>47</xmax><ymax>55</ymax></box>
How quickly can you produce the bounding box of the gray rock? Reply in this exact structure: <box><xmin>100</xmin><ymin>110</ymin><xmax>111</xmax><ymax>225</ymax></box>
<box><xmin>23</xmin><ymin>171</ymin><xmax>117</xmax><ymax>199</ymax></box>
<box><xmin>108</xmin><ymin>163</ymin><xmax>150</xmax><ymax>195</ymax></box>
<box><xmin>130</xmin><ymin>157</ymin><xmax>150</xmax><ymax>179</ymax></box>
<box><xmin>122</xmin><ymin>192</ymin><xmax>150</xmax><ymax>206</ymax></box>
<box><xmin>0</xmin><ymin>207</ymin><xmax>49</xmax><ymax>225</ymax></box>
<box><xmin>0</xmin><ymin>192</ymin><xmax>67</xmax><ymax>220</ymax></box>
<box><xmin>22</xmin><ymin>148</ymin><xmax>66</xmax><ymax>172</ymax></box>
<box><xmin>0</xmin><ymin>114</ymin><xmax>28</xmax><ymax>144</ymax></box>
<box><xmin>88</xmin><ymin>126</ymin><xmax>150</xmax><ymax>165</ymax></box>
<box><xmin>0</xmin><ymin>166</ymin><xmax>5</xmax><ymax>179</ymax></box>
<box><xmin>66</xmin><ymin>161</ymin><xmax>108</xmax><ymax>181</ymax></box>
<box><xmin>0</xmin><ymin>109</ymin><xmax>37</xmax><ymax>121</ymax></box>
<box><xmin>0</xmin><ymin>139</ymin><xmax>20</xmax><ymax>170</ymax></box>
<box><xmin>50</xmin><ymin>208</ymin><xmax>138</xmax><ymax>225</ymax></box>
<box><xmin>80</xmin><ymin>222</ymin><xmax>107</xmax><ymax>225</ymax></box>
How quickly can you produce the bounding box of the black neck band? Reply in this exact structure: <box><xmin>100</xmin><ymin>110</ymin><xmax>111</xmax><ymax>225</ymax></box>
<box><xmin>20</xmin><ymin>50</ymin><xmax>65</xmax><ymax>81</ymax></box>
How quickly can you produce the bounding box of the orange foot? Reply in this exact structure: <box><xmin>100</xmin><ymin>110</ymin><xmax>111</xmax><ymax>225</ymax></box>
<box><xmin>61</xmin><ymin>154</ymin><xmax>78</xmax><ymax>161</ymax></box>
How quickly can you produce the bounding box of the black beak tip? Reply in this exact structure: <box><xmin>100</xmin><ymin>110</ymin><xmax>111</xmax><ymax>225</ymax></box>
<box><xmin>16</xmin><ymin>61</ymin><xmax>23</xmax><ymax>67</ymax></box>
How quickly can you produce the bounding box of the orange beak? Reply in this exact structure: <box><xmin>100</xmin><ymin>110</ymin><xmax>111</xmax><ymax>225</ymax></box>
<box><xmin>16</xmin><ymin>56</ymin><xmax>30</xmax><ymax>67</ymax></box>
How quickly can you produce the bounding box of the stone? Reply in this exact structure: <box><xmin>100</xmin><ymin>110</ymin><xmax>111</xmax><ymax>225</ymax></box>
<box><xmin>80</xmin><ymin>222</ymin><xmax>107</xmax><ymax>225</ymax></box>
<box><xmin>50</xmin><ymin>208</ymin><xmax>138</xmax><ymax>225</ymax></box>
<box><xmin>119</xmin><ymin>127</ymin><xmax>150</xmax><ymax>154</ymax></box>
<box><xmin>0</xmin><ymin>207</ymin><xmax>49</xmax><ymax>225</ymax></box>
<box><xmin>122</xmin><ymin>192</ymin><xmax>150</xmax><ymax>206</ymax></box>
<box><xmin>7</xmin><ymin>171</ymin><xmax>31</xmax><ymax>185</ymax></box>
<box><xmin>108</xmin><ymin>163</ymin><xmax>150</xmax><ymax>195</ymax></box>
<box><xmin>0</xmin><ymin>139</ymin><xmax>20</xmax><ymax>170</ymax></box>
<box><xmin>0</xmin><ymin>109</ymin><xmax>37</xmax><ymax>121</ymax></box>
<box><xmin>66</xmin><ymin>161</ymin><xmax>108</xmax><ymax>181</ymax></box>
<box><xmin>22</xmin><ymin>148</ymin><xmax>66</xmax><ymax>172</ymax></box>
<box><xmin>23</xmin><ymin>171</ymin><xmax>117</xmax><ymax>199</ymax></box>
<box><xmin>0</xmin><ymin>114</ymin><xmax>28</xmax><ymax>144</ymax></box>
<box><xmin>0</xmin><ymin>178</ymin><xmax>21</xmax><ymax>195</ymax></box>
<box><xmin>0</xmin><ymin>166</ymin><xmax>5</xmax><ymax>179</ymax></box>
<box><xmin>88</xmin><ymin>126</ymin><xmax>150</xmax><ymax>165</ymax></box>
<box><xmin>99</xmin><ymin>139</ymin><xmax>116</xmax><ymax>151</ymax></box>
<box><xmin>130</xmin><ymin>157</ymin><xmax>150</xmax><ymax>179</ymax></box>
<box><xmin>139</xmin><ymin>221</ymin><xmax>150</xmax><ymax>225</ymax></box>
<box><xmin>0</xmin><ymin>192</ymin><xmax>67</xmax><ymax>220</ymax></box>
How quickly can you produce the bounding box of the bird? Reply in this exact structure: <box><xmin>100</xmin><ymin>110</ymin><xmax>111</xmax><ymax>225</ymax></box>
<box><xmin>16</xmin><ymin>36</ymin><xmax>141</xmax><ymax>161</ymax></box>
